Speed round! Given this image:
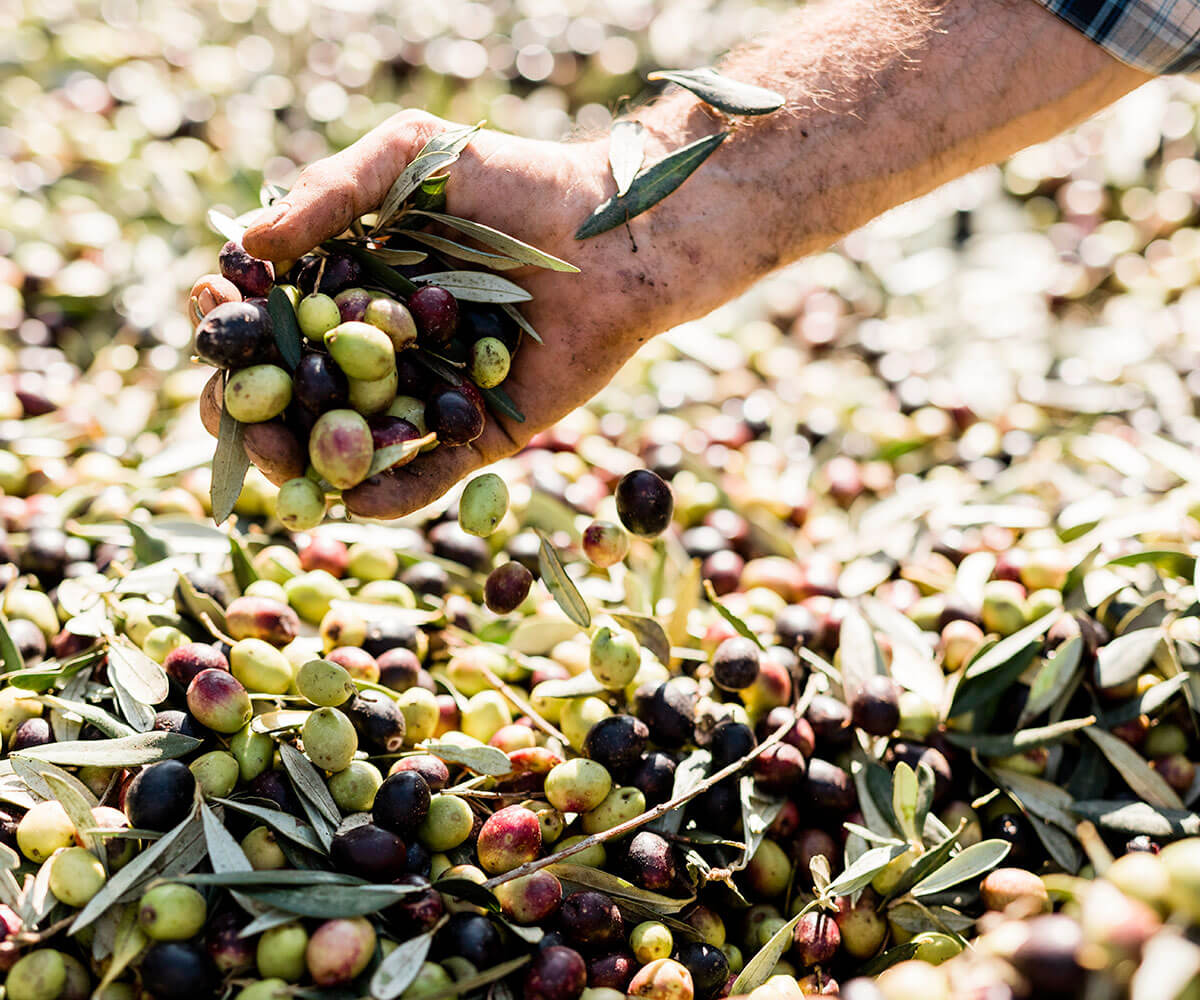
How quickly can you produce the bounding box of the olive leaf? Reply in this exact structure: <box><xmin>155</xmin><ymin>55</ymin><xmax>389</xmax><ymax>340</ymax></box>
<box><xmin>536</xmin><ymin>529</ymin><xmax>591</xmax><ymax>628</ymax></box>
<box><xmin>650</xmin><ymin>748</ymin><xmax>710</xmax><ymax>836</ymax></box>
<box><xmin>910</xmin><ymin>839</ymin><xmax>1011</xmax><ymax>897</ymax></box>
<box><xmin>1085</xmin><ymin>727</ymin><xmax>1183</xmax><ymax>809</ymax></box>
<box><xmin>373</xmin><ymin>123</ymin><xmax>481</xmax><ymax>231</ymax></box>
<box><xmin>371</xmin><ymin>930</ymin><xmax>436</xmax><ymax>1000</ymax></box>
<box><xmin>279</xmin><ymin>743</ymin><xmax>341</xmax><ymax>849</ymax></box>
<box><xmin>123</xmin><ymin>519</ymin><xmax>169</xmax><ymax>564</ymax></box>
<box><xmin>414</xmin><ymin>270</ymin><xmax>531</xmax><ymax>304</ymax></box>
<box><xmin>211</xmin><ymin>391</ymin><xmax>250</xmax><ymax>526</ymax></box>
<box><xmin>948</xmin><ymin>609</ymin><xmax>1060</xmax><ymax>717</ymax></box>
<box><xmin>891</xmin><ymin>762</ymin><xmax>921</xmax><ymax>843</ymax></box>
<box><xmin>856</xmin><ymin>942</ymin><xmax>922</xmax><ymax>977</ymax></box>
<box><xmin>529</xmin><ymin>673</ymin><xmax>608</xmax><ymax>699</ymax></box>
<box><xmin>183</xmin><ymin>871</ymin><xmax>369</xmax><ymax>888</ymax></box>
<box><xmin>212</xmin><ymin>797</ymin><xmax>325</xmax><ymax>853</ymax></box>
<box><xmin>12</xmin><ymin>731</ymin><xmax>200</xmax><ymax>767</ymax></box>
<box><xmin>944</xmin><ymin>715</ymin><xmax>1096</xmax><ymax>756</ymax></box>
<box><xmin>413</xmin><ymin>174</ymin><xmax>449</xmax><ymax>212</ymax></box>
<box><xmin>613</xmin><ymin>612</ymin><xmax>671</xmax><ymax>666</ymax></box>
<box><xmin>0</xmin><ymin>619</ymin><xmax>30</xmax><ymax>683</ymax></box>
<box><xmin>735</xmin><ymin>776</ymin><xmax>784</xmax><ymax>872</ymax></box>
<box><xmin>404</xmin><ymin>230</ymin><xmax>524</xmax><ymax>270</ymax></box>
<box><xmin>107</xmin><ymin>635</ymin><xmax>170</xmax><ymax>705</ymax></box>
<box><xmin>409</xmin><ymin>210</ymin><xmax>579</xmax><ymax>272</ymax></box>
<box><xmin>94</xmin><ymin>905</ymin><xmax>148</xmax><ymax>994</ymax></box>
<box><xmin>731</xmin><ymin>902</ymin><xmax>816</xmax><ymax>994</ymax></box>
<box><xmin>609</xmin><ymin>120</ymin><xmax>646</xmax><ymax>196</ymax></box>
<box><xmin>1071</xmin><ymin>800</ymin><xmax>1200</xmax><ymax>839</ymax></box>
<box><xmin>419</xmin><ymin>741</ymin><xmax>513</xmax><ymax>776</ymax></box>
<box><xmin>71</xmin><ymin>802</ymin><xmax>206</xmax><ymax>932</ymax></box>
<box><xmin>481</xmin><ymin>385</ymin><xmax>526</xmax><ymax>424</ymax></box>
<box><xmin>1095</xmin><ymin>626</ymin><xmax>1163</xmax><ymax>688</ymax></box>
<box><xmin>823</xmin><ymin>844</ymin><xmax>908</xmax><ymax>897</ymax></box>
<box><xmin>334</xmin><ymin>241</ymin><xmax>419</xmax><ymax>296</ymax></box>
<box><xmin>45</xmin><ymin>772</ymin><xmax>102</xmax><ymax>859</ymax></box>
<box><xmin>703</xmin><ymin>580</ymin><xmax>764</xmax><ymax>650</ymax></box>
<box><xmin>838</xmin><ymin>609</ymin><xmax>886</xmax><ymax>702</ymax></box>
<box><xmin>175</xmin><ymin>572</ymin><xmax>230</xmax><ymax>637</ymax></box>
<box><xmin>234</xmin><ymin>883</ymin><xmax>425</xmax><ymax>919</ymax></box>
<box><xmin>267</xmin><ymin>285</ymin><xmax>304</xmax><ymax>370</ymax></box>
<box><xmin>1100</xmin><ymin>672</ymin><xmax>1191</xmax><ymax>728</ymax></box>
<box><xmin>500</xmin><ymin>303</ymin><xmax>543</xmax><ymax>345</ymax></box>
<box><xmin>647</xmin><ymin>68</ymin><xmax>785</xmax><ymax>115</ymax></box>
<box><xmin>411</xmin><ymin>955</ymin><xmax>531</xmax><ymax>1000</ymax></box>
<box><xmin>207</xmin><ymin>208</ymin><xmax>245</xmax><ymax>244</ymax></box>
<box><xmin>367</xmin><ymin>432</ymin><xmax>438</xmax><ymax>477</ymax></box>
<box><xmin>575</xmin><ymin>132</ymin><xmax>727</xmax><ymax>240</ymax></box>
<box><xmin>1019</xmin><ymin>636</ymin><xmax>1084</xmax><ymax>725</ymax></box>
<box><xmin>433</xmin><ymin>877</ymin><xmax>501</xmax><ymax>911</ymax></box>
<box><xmin>366</xmin><ymin>247</ymin><xmax>429</xmax><ymax>266</ymax></box>
<box><xmin>548</xmin><ymin>863</ymin><xmax>691</xmax><ymax>912</ymax></box>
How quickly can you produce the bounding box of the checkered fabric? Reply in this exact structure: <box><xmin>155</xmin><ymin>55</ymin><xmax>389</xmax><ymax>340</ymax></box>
<box><xmin>1034</xmin><ymin>0</ymin><xmax>1200</xmax><ymax>73</ymax></box>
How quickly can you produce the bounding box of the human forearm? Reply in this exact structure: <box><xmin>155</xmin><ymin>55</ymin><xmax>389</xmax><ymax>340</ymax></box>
<box><xmin>595</xmin><ymin>0</ymin><xmax>1149</xmax><ymax>330</ymax></box>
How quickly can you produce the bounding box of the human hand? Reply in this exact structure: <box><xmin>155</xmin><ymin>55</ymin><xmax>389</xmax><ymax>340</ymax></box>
<box><xmin>232</xmin><ymin>110</ymin><xmax>674</xmax><ymax>518</ymax></box>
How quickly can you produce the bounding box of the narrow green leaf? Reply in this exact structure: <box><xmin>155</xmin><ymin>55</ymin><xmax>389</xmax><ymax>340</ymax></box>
<box><xmin>824</xmin><ymin>844</ymin><xmax>908</xmax><ymax>897</ymax></box>
<box><xmin>1095</xmin><ymin>627</ymin><xmax>1163</xmax><ymax>688</ymax></box>
<box><xmin>548</xmin><ymin>863</ymin><xmax>691</xmax><ymax>912</ymax></box>
<box><xmin>650</xmin><ymin>749</ymin><xmax>711</xmax><ymax>837</ymax></box>
<box><xmin>37</xmin><ymin>693</ymin><xmax>133</xmax><ymax>739</ymax></box>
<box><xmin>123</xmin><ymin>519</ymin><xmax>169</xmax><ymax>564</ymax></box>
<box><xmin>405</xmin><ymin>230</ymin><xmax>523</xmax><ymax>270</ymax></box>
<box><xmin>373</xmin><ymin>124</ymin><xmax>480</xmax><ymax>230</ymax></box>
<box><xmin>213</xmin><ymin>798</ymin><xmax>324</xmax><ymax>853</ymax></box>
<box><xmin>911</xmin><ymin>839</ymin><xmax>1011</xmax><ymax>896</ymax></box>
<box><xmin>609</xmin><ymin>120</ymin><xmax>646</xmax><ymax>196</ymax></box>
<box><xmin>1020</xmin><ymin>636</ymin><xmax>1083</xmax><ymax>725</ymax></box>
<box><xmin>13</xmin><ymin>731</ymin><xmax>200</xmax><ymax>767</ymax></box>
<box><xmin>536</xmin><ymin>529</ymin><xmax>591</xmax><ymax>628</ymax></box>
<box><xmin>481</xmin><ymin>385</ymin><xmax>527</xmax><ymax>424</ymax></box>
<box><xmin>236</xmin><ymin>883</ymin><xmax>425</xmax><ymax>919</ymax></box>
<box><xmin>432</xmin><ymin>877</ymin><xmax>500</xmax><ymax>911</ymax></box>
<box><xmin>365</xmin><ymin>247</ymin><xmax>428</xmax><ymax>266</ymax></box>
<box><xmin>500</xmin><ymin>304</ymin><xmax>543</xmax><ymax>345</ymax></box>
<box><xmin>175</xmin><ymin>572</ymin><xmax>230</xmax><ymax>637</ymax></box>
<box><xmin>0</xmin><ymin>613</ymin><xmax>25</xmax><ymax>674</ymax></box>
<box><xmin>1072</xmin><ymin>799</ymin><xmax>1200</xmax><ymax>839</ymax></box>
<box><xmin>408</xmin><ymin>955</ymin><xmax>530</xmax><ymax>1000</ymax></box>
<box><xmin>949</xmin><ymin>610</ymin><xmax>1060</xmax><ymax>717</ymax></box>
<box><xmin>367</xmin><ymin>432</ymin><xmax>437</xmax><ymax>477</ymax></box>
<box><xmin>1100</xmin><ymin>672</ymin><xmax>1191</xmax><ymax>728</ymax></box>
<box><xmin>335</xmin><ymin>241</ymin><xmax>419</xmax><ymax>296</ymax></box>
<box><xmin>415</xmin><ymin>270</ymin><xmax>531</xmax><ymax>304</ymax></box>
<box><xmin>1085</xmin><ymin>727</ymin><xmax>1184</xmax><ymax>809</ymax></box>
<box><xmin>211</xmin><ymin>392</ymin><xmax>250</xmax><ymax>526</ymax></box>
<box><xmin>648</xmin><ymin>68</ymin><xmax>785</xmax><ymax>115</ymax></box>
<box><xmin>44</xmin><ymin>773</ymin><xmax>102</xmax><ymax>859</ymax></box>
<box><xmin>856</xmin><ymin>942</ymin><xmax>921</xmax><ymax>977</ymax></box>
<box><xmin>530</xmin><ymin>673</ymin><xmax>609</xmax><ymax>699</ymax></box>
<box><xmin>280</xmin><ymin>743</ymin><xmax>342</xmax><ymax>831</ymax></box>
<box><xmin>731</xmin><ymin>904</ymin><xmax>814</xmax><ymax>994</ymax></box>
<box><xmin>229</xmin><ymin>534</ymin><xmax>259</xmax><ymax>592</ymax></box>
<box><xmin>183</xmin><ymin>870</ymin><xmax>366</xmax><ymax>888</ymax></box>
<box><xmin>371</xmin><ymin>931</ymin><xmax>435</xmax><ymax>1000</ymax></box>
<box><xmin>703</xmin><ymin>580</ymin><xmax>764</xmax><ymax>650</ymax></box>
<box><xmin>207</xmin><ymin>209</ymin><xmax>245</xmax><ymax>244</ymax></box>
<box><xmin>413</xmin><ymin>174</ymin><xmax>449</xmax><ymax>212</ymax></box>
<box><xmin>419</xmin><ymin>741</ymin><xmax>513</xmax><ymax>777</ymax></box>
<box><xmin>613</xmin><ymin>613</ymin><xmax>671</xmax><ymax>666</ymax></box>
<box><xmin>71</xmin><ymin>803</ymin><xmax>205</xmax><ymax>932</ymax></box>
<box><xmin>268</xmin><ymin>286</ymin><xmax>303</xmax><ymax>370</ymax></box>
<box><xmin>944</xmin><ymin>715</ymin><xmax>1095</xmax><ymax>756</ymax></box>
<box><xmin>106</xmin><ymin>636</ymin><xmax>169</xmax><ymax>704</ymax></box>
<box><xmin>575</xmin><ymin>132</ymin><xmax>727</xmax><ymax>240</ymax></box>
<box><xmin>883</xmin><ymin>828</ymin><xmax>959</xmax><ymax>902</ymax></box>
<box><xmin>838</xmin><ymin>610</ymin><xmax>885</xmax><ymax>701</ymax></box>
<box><xmin>410</xmin><ymin>211</ymin><xmax>579</xmax><ymax>272</ymax></box>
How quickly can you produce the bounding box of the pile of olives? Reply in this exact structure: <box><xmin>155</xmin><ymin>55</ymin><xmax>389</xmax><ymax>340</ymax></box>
<box><xmin>192</xmin><ymin>239</ymin><xmax>523</xmax><ymax>529</ymax></box>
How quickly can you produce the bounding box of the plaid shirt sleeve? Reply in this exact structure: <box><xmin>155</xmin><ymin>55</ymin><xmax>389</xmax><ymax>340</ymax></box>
<box><xmin>1033</xmin><ymin>0</ymin><xmax>1200</xmax><ymax>73</ymax></box>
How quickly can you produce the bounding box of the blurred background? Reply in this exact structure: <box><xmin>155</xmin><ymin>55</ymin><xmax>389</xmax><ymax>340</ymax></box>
<box><xmin>5</xmin><ymin>0</ymin><xmax>1200</xmax><ymax>537</ymax></box>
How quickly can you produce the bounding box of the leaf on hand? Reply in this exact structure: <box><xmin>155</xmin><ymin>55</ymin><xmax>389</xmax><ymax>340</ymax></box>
<box><xmin>608</xmin><ymin>121</ymin><xmax>646</xmax><ymax>196</ymax></box>
<box><xmin>207</xmin><ymin>209</ymin><xmax>245</xmax><ymax>244</ymax></box>
<box><xmin>409</xmin><ymin>210</ymin><xmax>579</xmax><ymax>272</ymax></box>
<box><xmin>414</xmin><ymin>270</ymin><xmax>531</xmax><ymax>303</ymax></box>
<box><xmin>405</xmin><ymin>230</ymin><xmax>524</xmax><ymax>270</ymax></box>
<box><xmin>373</xmin><ymin>123</ymin><xmax>481</xmax><ymax>231</ymax></box>
<box><xmin>367</xmin><ymin>433</ymin><xmax>437</xmax><ymax>477</ymax></box>
<box><xmin>481</xmin><ymin>385</ymin><xmax>526</xmax><ymax>424</ymax></box>
<box><xmin>500</xmin><ymin>303</ymin><xmax>543</xmax><ymax>345</ymax></box>
<box><xmin>647</xmin><ymin>68</ymin><xmax>785</xmax><ymax>115</ymax></box>
<box><xmin>575</xmin><ymin>132</ymin><xmax>727</xmax><ymax>240</ymax></box>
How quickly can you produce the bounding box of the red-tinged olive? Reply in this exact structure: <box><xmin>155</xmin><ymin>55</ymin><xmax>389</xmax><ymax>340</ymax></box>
<box><xmin>427</xmin><ymin>385</ymin><xmax>484</xmax><ymax>446</ymax></box>
<box><xmin>219</xmin><ymin>241</ymin><xmax>274</xmax><ymax>297</ymax></box>
<box><xmin>409</xmin><ymin>285</ymin><xmax>460</xmax><ymax>346</ymax></box>
<box><xmin>484</xmin><ymin>561</ymin><xmax>534</xmax><ymax>614</ymax></box>
<box><xmin>523</xmin><ymin>945</ymin><xmax>587</xmax><ymax>1000</ymax></box>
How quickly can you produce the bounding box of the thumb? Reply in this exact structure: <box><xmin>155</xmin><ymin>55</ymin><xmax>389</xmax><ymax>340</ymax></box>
<box><xmin>243</xmin><ymin>110</ymin><xmax>444</xmax><ymax>264</ymax></box>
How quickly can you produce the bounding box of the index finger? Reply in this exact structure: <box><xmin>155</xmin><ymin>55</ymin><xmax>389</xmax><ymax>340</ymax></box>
<box><xmin>243</xmin><ymin>110</ymin><xmax>443</xmax><ymax>264</ymax></box>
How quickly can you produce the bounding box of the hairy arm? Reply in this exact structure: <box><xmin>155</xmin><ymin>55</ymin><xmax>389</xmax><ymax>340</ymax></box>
<box><xmin>242</xmin><ymin>0</ymin><xmax>1147</xmax><ymax>517</ymax></box>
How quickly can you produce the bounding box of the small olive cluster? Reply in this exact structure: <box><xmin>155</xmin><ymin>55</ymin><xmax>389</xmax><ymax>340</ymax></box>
<box><xmin>192</xmin><ymin>240</ymin><xmax>521</xmax><ymax>528</ymax></box>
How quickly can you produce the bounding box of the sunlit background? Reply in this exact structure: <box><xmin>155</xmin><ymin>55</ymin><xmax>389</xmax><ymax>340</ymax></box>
<box><xmin>5</xmin><ymin>0</ymin><xmax>1200</xmax><ymax>534</ymax></box>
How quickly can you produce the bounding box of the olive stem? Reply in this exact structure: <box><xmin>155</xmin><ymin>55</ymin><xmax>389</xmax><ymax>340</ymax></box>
<box><xmin>477</xmin><ymin>662</ymin><xmax>569</xmax><ymax>746</ymax></box>
<box><xmin>480</xmin><ymin>709</ymin><xmax>798</xmax><ymax>891</ymax></box>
